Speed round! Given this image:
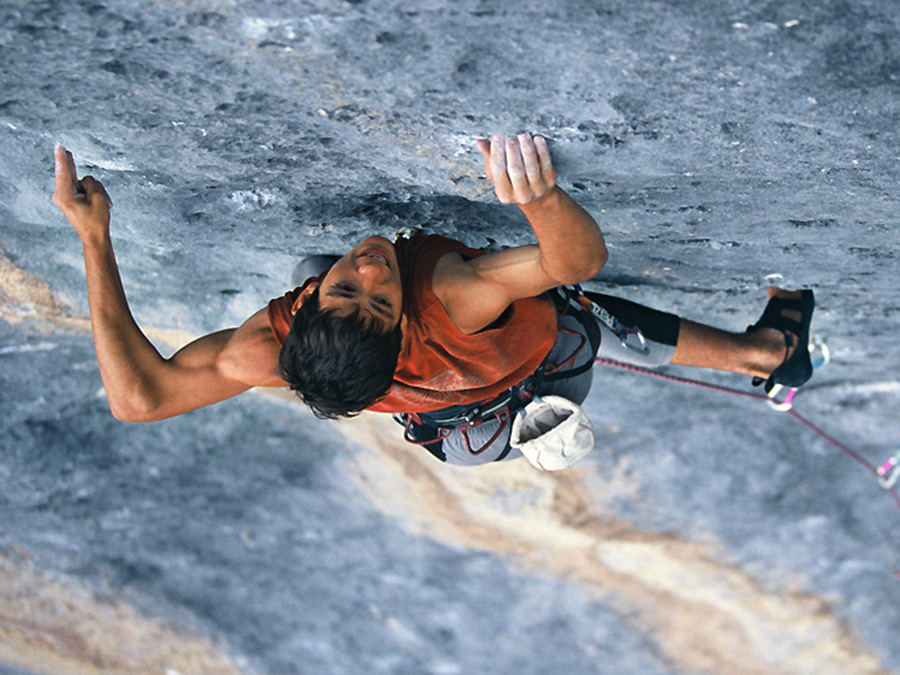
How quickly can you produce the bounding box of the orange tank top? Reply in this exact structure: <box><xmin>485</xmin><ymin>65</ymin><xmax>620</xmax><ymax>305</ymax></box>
<box><xmin>267</xmin><ymin>235</ymin><xmax>558</xmax><ymax>413</ymax></box>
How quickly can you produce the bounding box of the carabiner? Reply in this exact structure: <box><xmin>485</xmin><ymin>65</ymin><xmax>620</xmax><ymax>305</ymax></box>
<box><xmin>766</xmin><ymin>383</ymin><xmax>798</xmax><ymax>411</ymax></box>
<box><xmin>765</xmin><ymin>337</ymin><xmax>829</xmax><ymax>412</ymax></box>
<box><xmin>621</xmin><ymin>326</ymin><xmax>650</xmax><ymax>355</ymax></box>
<box><xmin>809</xmin><ymin>335</ymin><xmax>830</xmax><ymax>370</ymax></box>
<box><xmin>876</xmin><ymin>452</ymin><xmax>900</xmax><ymax>490</ymax></box>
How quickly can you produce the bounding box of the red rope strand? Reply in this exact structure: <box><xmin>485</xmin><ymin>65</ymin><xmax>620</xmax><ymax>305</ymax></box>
<box><xmin>595</xmin><ymin>357</ymin><xmax>900</xmax><ymax>513</ymax></box>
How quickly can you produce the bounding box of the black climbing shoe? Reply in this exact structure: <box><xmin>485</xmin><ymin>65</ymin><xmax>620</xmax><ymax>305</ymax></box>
<box><xmin>747</xmin><ymin>289</ymin><xmax>815</xmax><ymax>393</ymax></box>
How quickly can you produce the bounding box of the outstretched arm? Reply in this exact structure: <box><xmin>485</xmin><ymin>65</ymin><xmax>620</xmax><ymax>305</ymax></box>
<box><xmin>53</xmin><ymin>144</ymin><xmax>283</xmax><ymax>422</ymax></box>
<box><xmin>435</xmin><ymin>133</ymin><xmax>608</xmax><ymax>333</ymax></box>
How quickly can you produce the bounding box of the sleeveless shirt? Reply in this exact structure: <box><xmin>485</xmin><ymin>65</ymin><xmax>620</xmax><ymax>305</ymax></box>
<box><xmin>267</xmin><ymin>234</ymin><xmax>557</xmax><ymax>413</ymax></box>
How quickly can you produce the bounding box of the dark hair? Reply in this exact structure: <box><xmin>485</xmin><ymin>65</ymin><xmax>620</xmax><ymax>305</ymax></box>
<box><xmin>278</xmin><ymin>286</ymin><xmax>403</xmax><ymax>419</ymax></box>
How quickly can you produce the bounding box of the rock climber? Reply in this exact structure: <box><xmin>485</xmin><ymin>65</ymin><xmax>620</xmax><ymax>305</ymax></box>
<box><xmin>52</xmin><ymin>133</ymin><xmax>814</xmax><ymax>466</ymax></box>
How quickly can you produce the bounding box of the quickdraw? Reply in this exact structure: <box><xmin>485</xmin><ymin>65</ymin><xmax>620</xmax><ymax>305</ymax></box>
<box><xmin>596</xmin><ymin>337</ymin><xmax>900</xmax><ymax>579</ymax></box>
<box><xmin>765</xmin><ymin>336</ymin><xmax>831</xmax><ymax>411</ymax></box>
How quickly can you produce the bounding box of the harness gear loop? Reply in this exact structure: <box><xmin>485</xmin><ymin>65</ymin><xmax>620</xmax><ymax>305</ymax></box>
<box><xmin>542</xmin><ymin>325</ymin><xmax>587</xmax><ymax>377</ymax></box>
<box><xmin>402</xmin><ymin>413</ymin><xmax>452</xmax><ymax>446</ymax></box>
<box><xmin>400</xmin><ymin>395</ymin><xmax>525</xmax><ymax>456</ymax></box>
<box><xmin>460</xmin><ymin>410</ymin><xmax>511</xmax><ymax>455</ymax></box>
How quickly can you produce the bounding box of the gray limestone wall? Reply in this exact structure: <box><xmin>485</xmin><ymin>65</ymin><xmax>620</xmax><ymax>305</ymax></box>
<box><xmin>2</xmin><ymin>0</ymin><xmax>899</xmax><ymax>673</ymax></box>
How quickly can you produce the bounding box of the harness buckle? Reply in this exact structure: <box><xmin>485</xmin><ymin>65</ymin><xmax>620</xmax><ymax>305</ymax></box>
<box><xmin>876</xmin><ymin>452</ymin><xmax>900</xmax><ymax>489</ymax></box>
<box><xmin>465</xmin><ymin>406</ymin><xmax>482</xmax><ymax>426</ymax></box>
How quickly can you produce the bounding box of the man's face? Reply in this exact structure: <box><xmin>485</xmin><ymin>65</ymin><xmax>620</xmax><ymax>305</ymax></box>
<box><xmin>316</xmin><ymin>236</ymin><xmax>403</xmax><ymax>332</ymax></box>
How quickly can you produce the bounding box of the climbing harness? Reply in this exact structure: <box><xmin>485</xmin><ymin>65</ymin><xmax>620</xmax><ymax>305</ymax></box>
<box><xmin>398</xmin><ymin>374</ymin><xmax>538</xmax><ymax>457</ymax></box>
<box><xmin>398</xmin><ymin>285</ymin><xmax>603</xmax><ymax>459</ymax></box>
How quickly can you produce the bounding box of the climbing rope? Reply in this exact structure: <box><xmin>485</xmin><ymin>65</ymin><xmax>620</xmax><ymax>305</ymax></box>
<box><xmin>594</xmin><ymin>356</ymin><xmax>900</xmax><ymax>514</ymax></box>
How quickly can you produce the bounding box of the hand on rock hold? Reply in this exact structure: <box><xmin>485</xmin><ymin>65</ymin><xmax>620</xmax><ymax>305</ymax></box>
<box><xmin>476</xmin><ymin>132</ymin><xmax>558</xmax><ymax>205</ymax></box>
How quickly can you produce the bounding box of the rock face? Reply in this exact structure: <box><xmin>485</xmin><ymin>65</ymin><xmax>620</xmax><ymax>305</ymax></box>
<box><xmin>2</xmin><ymin>0</ymin><xmax>900</xmax><ymax>673</ymax></box>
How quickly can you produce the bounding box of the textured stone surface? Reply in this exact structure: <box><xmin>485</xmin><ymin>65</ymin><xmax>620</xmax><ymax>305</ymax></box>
<box><xmin>2</xmin><ymin>0</ymin><xmax>900</xmax><ymax>672</ymax></box>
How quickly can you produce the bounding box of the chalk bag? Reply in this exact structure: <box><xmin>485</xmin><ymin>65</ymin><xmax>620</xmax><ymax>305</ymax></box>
<box><xmin>510</xmin><ymin>395</ymin><xmax>595</xmax><ymax>471</ymax></box>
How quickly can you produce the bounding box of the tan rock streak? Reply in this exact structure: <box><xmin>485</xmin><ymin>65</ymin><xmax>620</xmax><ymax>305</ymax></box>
<box><xmin>0</xmin><ymin>250</ymin><xmax>84</xmax><ymax>330</ymax></box>
<box><xmin>342</xmin><ymin>414</ymin><xmax>889</xmax><ymax>675</ymax></box>
<box><xmin>2</xmin><ymin>251</ymin><xmax>888</xmax><ymax>673</ymax></box>
<box><xmin>0</xmin><ymin>248</ymin><xmax>197</xmax><ymax>348</ymax></box>
<box><xmin>0</xmin><ymin>252</ymin><xmax>243</xmax><ymax>672</ymax></box>
<box><xmin>0</xmin><ymin>553</ymin><xmax>243</xmax><ymax>675</ymax></box>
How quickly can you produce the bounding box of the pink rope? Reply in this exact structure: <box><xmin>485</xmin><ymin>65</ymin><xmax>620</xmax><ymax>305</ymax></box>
<box><xmin>595</xmin><ymin>357</ymin><xmax>900</xmax><ymax>513</ymax></box>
